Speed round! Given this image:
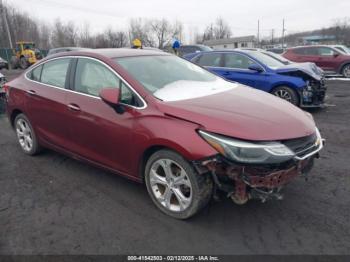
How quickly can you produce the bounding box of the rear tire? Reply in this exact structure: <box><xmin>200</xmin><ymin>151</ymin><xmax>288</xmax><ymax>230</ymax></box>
<box><xmin>14</xmin><ymin>114</ymin><xmax>41</xmax><ymax>155</ymax></box>
<box><xmin>19</xmin><ymin>57</ymin><xmax>28</xmax><ymax>69</ymax></box>
<box><xmin>145</xmin><ymin>149</ymin><xmax>213</xmax><ymax>219</ymax></box>
<box><xmin>341</xmin><ymin>64</ymin><xmax>350</xmax><ymax>78</ymax></box>
<box><xmin>272</xmin><ymin>86</ymin><xmax>299</xmax><ymax>106</ymax></box>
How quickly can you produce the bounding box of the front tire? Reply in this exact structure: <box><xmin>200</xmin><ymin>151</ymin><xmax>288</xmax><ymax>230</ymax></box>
<box><xmin>14</xmin><ymin>114</ymin><xmax>41</xmax><ymax>155</ymax></box>
<box><xmin>145</xmin><ymin>149</ymin><xmax>213</xmax><ymax>219</ymax></box>
<box><xmin>341</xmin><ymin>64</ymin><xmax>350</xmax><ymax>78</ymax></box>
<box><xmin>272</xmin><ymin>86</ymin><xmax>299</xmax><ymax>106</ymax></box>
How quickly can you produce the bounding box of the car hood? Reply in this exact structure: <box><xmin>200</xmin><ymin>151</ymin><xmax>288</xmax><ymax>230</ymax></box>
<box><xmin>275</xmin><ymin>62</ymin><xmax>323</xmax><ymax>80</ymax></box>
<box><xmin>157</xmin><ymin>84</ymin><xmax>316</xmax><ymax>141</ymax></box>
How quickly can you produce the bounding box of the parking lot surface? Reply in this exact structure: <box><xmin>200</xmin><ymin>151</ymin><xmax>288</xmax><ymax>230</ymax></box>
<box><xmin>0</xmin><ymin>70</ymin><xmax>349</xmax><ymax>255</ymax></box>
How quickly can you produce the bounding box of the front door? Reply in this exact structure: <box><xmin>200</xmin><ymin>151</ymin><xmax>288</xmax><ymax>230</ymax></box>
<box><xmin>65</xmin><ymin>57</ymin><xmax>142</xmax><ymax>174</ymax></box>
<box><xmin>221</xmin><ymin>53</ymin><xmax>265</xmax><ymax>88</ymax></box>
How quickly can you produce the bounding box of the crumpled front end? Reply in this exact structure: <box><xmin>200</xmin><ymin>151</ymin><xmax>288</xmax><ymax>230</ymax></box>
<box><xmin>299</xmin><ymin>77</ymin><xmax>327</xmax><ymax>108</ymax></box>
<box><xmin>193</xmin><ymin>132</ymin><xmax>324</xmax><ymax>204</ymax></box>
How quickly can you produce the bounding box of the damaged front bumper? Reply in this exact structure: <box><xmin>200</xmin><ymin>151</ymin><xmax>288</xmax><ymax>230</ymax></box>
<box><xmin>299</xmin><ymin>78</ymin><xmax>327</xmax><ymax>108</ymax></box>
<box><xmin>193</xmin><ymin>136</ymin><xmax>324</xmax><ymax>205</ymax></box>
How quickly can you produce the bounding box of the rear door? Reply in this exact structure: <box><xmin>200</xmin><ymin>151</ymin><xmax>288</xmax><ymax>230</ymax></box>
<box><xmin>292</xmin><ymin>47</ymin><xmax>319</xmax><ymax>64</ymax></box>
<box><xmin>65</xmin><ymin>57</ymin><xmax>144</xmax><ymax>173</ymax></box>
<box><xmin>25</xmin><ymin>57</ymin><xmax>72</xmax><ymax>148</ymax></box>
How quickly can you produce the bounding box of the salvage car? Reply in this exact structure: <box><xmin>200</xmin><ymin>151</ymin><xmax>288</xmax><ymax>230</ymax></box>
<box><xmin>283</xmin><ymin>45</ymin><xmax>350</xmax><ymax>78</ymax></box>
<box><xmin>4</xmin><ymin>49</ymin><xmax>324</xmax><ymax>219</ymax></box>
<box><xmin>185</xmin><ymin>49</ymin><xmax>326</xmax><ymax>107</ymax></box>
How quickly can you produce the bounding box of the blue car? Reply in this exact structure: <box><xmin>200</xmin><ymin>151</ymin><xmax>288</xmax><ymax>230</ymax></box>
<box><xmin>185</xmin><ymin>50</ymin><xmax>326</xmax><ymax>107</ymax></box>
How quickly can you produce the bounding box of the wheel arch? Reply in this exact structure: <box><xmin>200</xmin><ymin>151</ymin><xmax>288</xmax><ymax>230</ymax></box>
<box><xmin>10</xmin><ymin>109</ymin><xmax>24</xmax><ymax>128</ymax></box>
<box><xmin>270</xmin><ymin>84</ymin><xmax>301</xmax><ymax>105</ymax></box>
<box><xmin>138</xmin><ymin>141</ymin><xmax>204</xmax><ymax>182</ymax></box>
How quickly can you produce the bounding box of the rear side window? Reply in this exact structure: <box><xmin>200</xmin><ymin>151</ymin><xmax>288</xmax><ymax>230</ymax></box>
<box><xmin>294</xmin><ymin>47</ymin><xmax>318</xmax><ymax>56</ymax></box>
<box><xmin>197</xmin><ymin>53</ymin><xmax>222</xmax><ymax>67</ymax></box>
<box><xmin>41</xmin><ymin>58</ymin><xmax>71</xmax><ymax>88</ymax></box>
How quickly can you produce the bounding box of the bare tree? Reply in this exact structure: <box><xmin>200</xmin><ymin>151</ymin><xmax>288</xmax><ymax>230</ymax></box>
<box><xmin>150</xmin><ymin>18</ymin><xmax>173</xmax><ymax>49</ymax></box>
<box><xmin>214</xmin><ymin>17</ymin><xmax>232</xmax><ymax>39</ymax></box>
<box><xmin>129</xmin><ymin>18</ymin><xmax>155</xmax><ymax>47</ymax></box>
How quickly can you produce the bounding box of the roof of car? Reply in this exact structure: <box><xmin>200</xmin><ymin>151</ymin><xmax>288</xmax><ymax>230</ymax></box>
<box><xmin>81</xmin><ymin>48</ymin><xmax>169</xmax><ymax>58</ymax></box>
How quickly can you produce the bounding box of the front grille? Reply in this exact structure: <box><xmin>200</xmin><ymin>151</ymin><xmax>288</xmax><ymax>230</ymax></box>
<box><xmin>282</xmin><ymin>133</ymin><xmax>318</xmax><ymax>158</ymax></box>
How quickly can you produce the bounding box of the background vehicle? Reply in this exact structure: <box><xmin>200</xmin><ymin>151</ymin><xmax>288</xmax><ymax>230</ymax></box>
<box><xmin>0</xmin><ymin>72</ymin><xmax>6</xmax><ymax>88</ymax></box>
<box><xmin>0</xmin><ymin>72</ymin><xmax>7</xmax><ymax>113</ymax></box>
<box><xmin>4</xmin><ymin>49</ymin><xmax>323</xmax><ymax>219</ymax></box>
<box><xmin>11</xmin><ymin>41</ymin><xmax>43</xmax><ymax>69</ymax></box>
<box><xmin>0</xmin><ymin>57</ymin><xmax>9</xmax><ymax>70</ymax></box>
<box><xmin>283</xmin><ymin>45</ymin><xmax>350</xmax><ymax>77</ymax></box>
<box><xmin>186</xmin><ymin>50</ymin><xmax>326</xmax><ymax>107</ymax></box>
<box><xmin>178</xmin><ymin>45</ymin><xmax>212</xmax><ymax>57</ymax></box>
<box><xmin>47</xmin><ymin>47</ymin><xmax>91</xmax><ymax>56</ymax></box>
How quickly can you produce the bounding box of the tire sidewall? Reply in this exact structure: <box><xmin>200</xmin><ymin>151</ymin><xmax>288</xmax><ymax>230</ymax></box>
<box><xmin>14</xmin><ymin>114</ymin><xmax>39</xmax><ymax>155</ymax></box>
<box><xmin>145</xmin><ymin>149</ymin><xmax>211</xmax><ymax>220</ymax></box>
<box><xmin>342</xmin><ymin>64</ymin><xmax>350</xmax><ymax>78</ymax></box>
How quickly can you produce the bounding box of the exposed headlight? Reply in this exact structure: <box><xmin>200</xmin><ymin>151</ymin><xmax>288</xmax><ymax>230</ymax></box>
<box><xmin>198</xmin><ymin>130</ymin><xmax>295</xmax><ymax>164</ymax></box>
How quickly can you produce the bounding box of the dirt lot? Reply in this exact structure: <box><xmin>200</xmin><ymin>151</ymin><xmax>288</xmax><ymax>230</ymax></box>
<box><xmin>0</xmin><ymin>70</ymin><xmax>349</xmax><ymax>255</ymax></box>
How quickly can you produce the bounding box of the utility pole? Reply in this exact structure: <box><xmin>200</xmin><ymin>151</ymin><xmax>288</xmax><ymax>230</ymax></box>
<box><xmin>0</xmin><ymin>0</ymin><xmax>13</xmax><ymax>49</ymax></box>
<box><xmin>271</xmin><ymin>29</ymin><xmax>275</xmax><ymax>45</ymax></box>
<box><xmin>282</xmin><ymin>19</ymin><xmax>286</xmax><ymax>48</ymax></box>
<box><xmin>257</xmin><ymin>20</ymin><xmax>260</xmax><ymax>48</ymax></box>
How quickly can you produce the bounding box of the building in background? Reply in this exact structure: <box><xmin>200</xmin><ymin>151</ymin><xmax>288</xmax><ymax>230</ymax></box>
<box><xmin>203</xmin><ymin>35</ymin><xmax>256</xmax><ymax>50</ymax></box>
<box><xmin>300</xmin><ymin>35</ymin><xmax>336</xmax><ymax>45</ymax></box>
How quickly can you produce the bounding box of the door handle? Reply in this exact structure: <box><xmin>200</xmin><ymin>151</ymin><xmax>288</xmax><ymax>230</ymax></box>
<box><xmin>68</xmin><ymin>103</ymin><xmax>81</xmax><ymax>112</ymax></box>
<box><xmin>26</xmin><ymin>90</ymin><xmax>36</xmax><ymax>96</ymax></box>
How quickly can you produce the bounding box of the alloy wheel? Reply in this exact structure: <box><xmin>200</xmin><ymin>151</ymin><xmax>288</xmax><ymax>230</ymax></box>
<box><xmin>343</xmin><ymin>65</ymin><xmax>350</xmax><ymax>78</ymax></box>
<box><xmin>149</xmin><ymin>159</ymin><xmax>192</xmax><ymax>212</ymax></box>
<box><xmin>274</xmin><ymin>89</ymin><xmax>292</xmax><ymax>102</ymax></box>
<box><xmin>16</xmin><ymin>118</ymin><xmax>33</xmax><ymax>152</ymax></box>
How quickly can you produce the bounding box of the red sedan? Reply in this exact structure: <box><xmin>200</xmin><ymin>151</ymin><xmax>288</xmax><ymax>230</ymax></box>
<box><xmin>4</xmin><ymin>49</ymin><xmax>324</xmax><ymax>219</ymax></box>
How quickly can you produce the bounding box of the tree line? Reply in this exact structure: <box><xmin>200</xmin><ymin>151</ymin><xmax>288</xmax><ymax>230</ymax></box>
<box><xmin>0</xmin><ymin>3</ymin><xmax>232</xmax><ymax>50</ymax></box>
<box><xmin>1</xmin><ymin>2</ymin><xmax>349</xmax><ymax>50</ymax></box>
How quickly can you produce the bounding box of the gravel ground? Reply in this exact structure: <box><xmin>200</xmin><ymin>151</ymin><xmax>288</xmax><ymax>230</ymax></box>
<box><xmin>0</xmin><ymin>69</ymin><xmax>349</xmax><ymax>255</ymax></box>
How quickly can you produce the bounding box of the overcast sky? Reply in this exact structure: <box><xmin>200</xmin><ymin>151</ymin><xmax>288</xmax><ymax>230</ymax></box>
<box><xmin>7</xmin><ymin>0</ymin><xmax>350</xmax><ymax>43</ymax></box>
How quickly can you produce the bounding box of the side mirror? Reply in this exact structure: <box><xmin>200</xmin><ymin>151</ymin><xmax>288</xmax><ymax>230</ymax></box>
<box><xmin>99</xmin><ymin>87</ymin><xmax>120</xmax><ymax>105</ymax></box>
<box><xmin>333</xmin><ymin>53</ymin><xmax>340</xmax><ymax>58</ymax></box>
<box><xmin>248</xmin><ymin>64</ymin><xmax>264</xmax><ymax>72</ymax></box>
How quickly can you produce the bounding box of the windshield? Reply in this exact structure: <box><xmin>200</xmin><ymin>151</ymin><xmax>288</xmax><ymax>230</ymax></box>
<box><xmin>263</xmin><ymin>51</ymin><xmax>291</xmax><ymax>65</ymax></box>
<box><xmin>115</xmin><ymin>55</ymin><xmax>221</xmax><ymax>92</ymax></box>
<box><xmin>115</xmin><ymin>55</ymin><xmax>235</xmax><ymax>101</ymax></box>
<box><xmin>247</xmin><ymin>51</ymin><xmax>285</xmax><ymax>69</ymax></box>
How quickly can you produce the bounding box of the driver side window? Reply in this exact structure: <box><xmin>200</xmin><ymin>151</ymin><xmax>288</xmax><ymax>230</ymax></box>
<box><xmin>74</xmin><ymin>58</ymin><xmax>142</xmax><ymax>107</ymax></box>
<box><xmin>75</xmin><ymin>58</ymin><xmax>119</xmax><ymax>96</ymax></box>
<box><xmin>224</xmin><ymin>53</ymin><xmax>255</xmax><ymax>69</ymax></box>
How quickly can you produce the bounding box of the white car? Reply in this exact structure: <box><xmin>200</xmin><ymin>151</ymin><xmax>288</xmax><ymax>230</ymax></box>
<box><xmin>0</xmin><ymin>72</ymin><xmax>7</xmax><ymax>89</ymax></box>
